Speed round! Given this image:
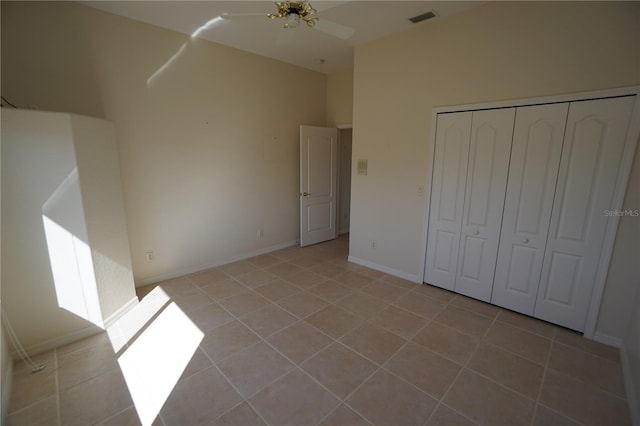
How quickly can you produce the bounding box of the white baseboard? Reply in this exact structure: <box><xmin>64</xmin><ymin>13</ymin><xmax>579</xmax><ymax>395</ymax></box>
<box><xmin>592</xmin><ymin>331</ymin><xmax>624</xmax><ymax>348</ymax></box>
<box><xmin>136</xmin><ymin>240</ymin><xmax>299</xmax><ymax>287</ymax></box>
<box><xmin>620</xmin><ymin>343</ymin><xmax>640</xmax><ymax>426</ymax></box>
<box><xmin>103</xmin><ymin>296</ymin><xmax>139</xmax><ymax>329</ymax></box>
<box><xmin>347</xmin><ymin>256</ymin><xmax>421</xmax><ymax>283</ymax></box>
<box><xmin>14</xmin><ymin>324</ymin><xmax>103</xmax><ymax>358</ymax></box>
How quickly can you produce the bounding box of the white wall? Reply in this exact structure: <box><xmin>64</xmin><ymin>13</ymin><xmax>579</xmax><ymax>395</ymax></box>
<box><xmin>1</xmin><ymin>109</ymin><xmax>136</xmax><ymax>352</ymax></box>
<box><xmin>0</xmin><ymin>322</ymin><xmax>12</xmax><ymax>425</ymax></box>
<box><xmin>1</xmin><ymin>1</ymin><xmax>327</xmax><ymax>285</ymax></box>
<box><xmin>351</xmin><ymin>1</ymin><xmax>640</xmax><ymax>337</ymax></box>
<box><xmin>71</xmin><ymin>115</ymin><xmax>137</xmax><ymax>319</ymax></box>
<box><xmin>2</xmin><ymin>110</ymin><xmax>97</xmax><ymax>351</ymax></box>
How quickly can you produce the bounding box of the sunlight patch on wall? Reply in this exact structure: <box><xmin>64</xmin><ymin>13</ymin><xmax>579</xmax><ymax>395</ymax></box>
<box><xmin>42</xmin><ymin>169</ymin><xmax>103</xmax><ymax>327</ymax></box>
<box><xmin>146</xmin><ymin>42</ymin><xmax>189</xmax><ymax>88</ymax></box>
<box><xmin>191</xmin><ymin>16</ymin><xmax>224</xmax><ymax>39</ymax></box>
<box><xmin>147</xmin><ymin>15</ymin><xmax>225</xmax><ymax>88</ymax></box>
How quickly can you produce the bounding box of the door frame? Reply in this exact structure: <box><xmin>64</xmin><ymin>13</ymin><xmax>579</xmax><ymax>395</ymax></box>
<box><xmin>419</xmin><ymin>86</ymin><xmax>640</xmax><ymax>340</ymax></box>
<box><xmin>336</xmin><ymin>124</ymin><xmax>353</xmax><ymax>238</ymax></box>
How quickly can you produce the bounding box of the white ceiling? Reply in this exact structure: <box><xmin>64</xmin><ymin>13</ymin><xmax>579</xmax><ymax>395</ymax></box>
<box><xmin>82</xmin><ymin>1</ymin><xmax>480</xmax><ymax>74</ymax></box>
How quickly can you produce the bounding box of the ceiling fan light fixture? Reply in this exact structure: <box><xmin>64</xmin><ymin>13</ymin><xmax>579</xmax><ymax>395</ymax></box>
<box><xmin>285</xmin><ymin>13</ymin><xmax>300</xmax><ymax>28</ymax></box>
<box><xmin>268</xmin><ymin>1</ymin><xmax>318</xmax><ymax>29</ymax></box>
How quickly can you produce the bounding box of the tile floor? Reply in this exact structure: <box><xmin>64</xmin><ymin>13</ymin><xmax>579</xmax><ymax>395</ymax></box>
<box><xmin>6</xmin><ymin>236</ymin><xmax>632</xmax><ymax>425</ymax></box>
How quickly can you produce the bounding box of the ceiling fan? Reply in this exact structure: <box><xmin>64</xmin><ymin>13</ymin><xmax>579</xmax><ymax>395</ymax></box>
<box><xmin>221</xmin><ymin>1</ymin><xmax>355</xmax><ymax>40</ymax></box>
<box><xmin>268</xmin><ymin>1</ymin><xmax>318</xmax><ymax>28</ymax></box>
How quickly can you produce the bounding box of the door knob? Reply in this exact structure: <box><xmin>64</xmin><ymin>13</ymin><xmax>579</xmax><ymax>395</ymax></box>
<box><xmin>301</xmin><ymin>192</ymin><xmax>311</xmax><ymax>196</ymax></box>
<box><xmin>473</xmin><ymin>230</ymin><xmax>480</xmax><ymax>235</ymax></box>
<box><xmin>522</xmin><ymin>238</ymin><xmax>529</xmax><ymax>244</ymax></box>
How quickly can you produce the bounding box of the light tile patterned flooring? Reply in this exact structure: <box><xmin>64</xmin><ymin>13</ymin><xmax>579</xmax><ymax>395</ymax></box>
<box><xmin>7</xmin><ymin>236</ymin><xmax>631</xmax><ymax>425</ymax></box>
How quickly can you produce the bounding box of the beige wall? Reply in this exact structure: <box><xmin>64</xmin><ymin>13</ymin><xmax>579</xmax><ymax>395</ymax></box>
<box><xmin>351</xmin><ymin>1</ymin><xmax>640</xmax><ymax>336</ymax></box>
<box><xmin>620</xmin><ymin>143</ymin><xmax>640</xmax><ymax>420</ymax></box>
<box><xmin>1</xmin><ymin>2</ymin><xmax>327</xmax><ymax>285</ymax></box>
<box><xmin>599</xmin><ymin>145</ymin><xmax>640</xmax><ymax>338</ymax></box>
<box><xmin>327</xmin><ymin>68</ymin><xmax>354</xmax><ymax>127</ymax></box>
<box><xmin>0</xmin><ymin>115</ymin><xmax>8</xmax><ymax>424</ymax></box>
<box><xmin>2</xmin><ymin>109</ymin><xmax>136</xmax><ymax>351</ymax></box>
<box><xmin>624</xmin><ymin>286</ymin><xmax>640</xmax><ymax>422</ymax></box>
<box><xmin>71</xmin><ymin>116</ymin><xmax>137</xmax><ymax>319</ymax></box>
<box><xmin>1</xmin><ymin>322</ymin><xmax>12</xmax><ymax>424</ymax></box>
<box><xmin>2</xmin><ymin>110</ymin><xmax>98</xmax><ymax>351</ymax></box>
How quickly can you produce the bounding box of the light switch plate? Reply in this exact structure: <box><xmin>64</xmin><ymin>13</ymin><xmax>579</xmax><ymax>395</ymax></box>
<box><xmin>357</xmin><ymin>159</ymin><xmax>368</xmax><ymax>176</ymax></box>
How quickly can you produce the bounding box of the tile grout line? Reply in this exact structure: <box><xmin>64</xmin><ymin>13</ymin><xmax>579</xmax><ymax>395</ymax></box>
<box><xmin>197</xmin><ymin>251</ymin><xmax>438</xmax><ymax>425</ymax></box>
<box><xmin>192</xmin><ymin>271</ymin><xmax>353</xmax><ymax>426</ymax></box>
<box><xmin>97</xmin><ymin>405</ymin><xmax>136</xmax><ymax>425</ymax></box>
<box><xmin>46</xmin><ymin>236</ymin><xmax>623</xmax><ymax>426</ymax></box>
<box><xmin>418</xmin><ymin>296</ymin><xmax>462</xmax><ymax>426</ymax></box>
<box><xmin>422</xmin><ymin>306</ymin><xmax>501</xmax><ymax>426</ymax></box>
<box><xmin>531</xmin><ymin>326</ymin><xmax>554</xmax><ymax>426</ymax></box>
<box><xmin>396</xmin><ymin>294</ymin><xmax>473</xmax><ymax>426</ymax></box>
<box><xmin>152</xmin><ymin>271</ymin><xmax>274</xmax><ymax>425</ymax></box>
<box><xmin>54</xmin><ymin>348</ymin><xmax>61</xmax><ymax>426</ymax></box>
<box><xmin>548</xmin><ymin>326</ymin><xmax>628</xmax><ymax>402</ymax></box>
<box><xmin>551</xmin><ymin>337</ymin><xmax>624</xmax><ymax>366</ymax></box>
<box><xmin>320</xmin><ymin>305</ymin><xmax>451</xmax><ymax>424</ymax></box>
<box><xmin>178</xmin><ymin>266</ymin><xmax>585</xmax><ymax>426</ymax></box>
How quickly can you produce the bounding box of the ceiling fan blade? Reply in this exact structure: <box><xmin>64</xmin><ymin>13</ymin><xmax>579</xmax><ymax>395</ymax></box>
<box><xmin>220</xmin><ymin>12</ymin><xmax>268</xmax><ymax>21</ymax></box>
<box><xmin>311</xmin><ymin>1</ymin><xmax>348</xmax><ymax>13</ymax></box>
<box><xmin>314</xmin><ymin>19</ymin><xmax>355</xmax><ymax>40</ymax></box>
<box><xmin>276</xmin><ymin>28</ymin><xmax>296</xmax><ymax>46</ymax></box>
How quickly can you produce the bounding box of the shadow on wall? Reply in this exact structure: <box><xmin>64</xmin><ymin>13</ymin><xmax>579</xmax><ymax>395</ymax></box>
<box><xmin>41</xmin><ymin>168</ymin><xmax>134</xmax><ymax>329</ymax></box>
<box><xmin>2</xmin><ymin>108</ymin><xmax>136</xmax><ymax>353</ymax></box>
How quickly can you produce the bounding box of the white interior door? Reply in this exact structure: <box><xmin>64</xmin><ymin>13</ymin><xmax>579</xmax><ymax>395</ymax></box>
<box><xmin>300</xmin><ymin>125</ymin><xmax>338</xmax><ymax>247</ymax></box>
<box><xmin>534</xmin><ymin>96</ymin><xmax>635</xmax><ymax>331</ymax></box>
<box><xmin>424</xmin><ymin>112</ymin><xmax>472</xmax><ymax>290</ymax></box>
<box><xmin>491</xmin><ymin>103</ymin><xmax>568</xmax><ymax>314</ymax></box>
<box><xmin>454</xmin><ymin>108</ymin><xmax>515</xmax><ymax>301</ymax></box>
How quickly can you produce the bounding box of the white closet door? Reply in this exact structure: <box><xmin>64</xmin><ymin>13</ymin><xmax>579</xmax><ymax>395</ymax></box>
<box><xmin>534</xmin><ymin>96</ymin><xmax>635</xmax><ymax>331</ymax></box>
<box><xmin>491</xmin><ymin>103</ymin><xmax>568</xmax><ymax>314</ymax></box>
<box><xmin>424</xmin><ymin>112</ymin><xmax>472</xmax><ymax>290</ymax></box>
<box><xmin>454</xmin><ymin>108</ymin><xmax>515</xmax><ymax>301</ymax></box>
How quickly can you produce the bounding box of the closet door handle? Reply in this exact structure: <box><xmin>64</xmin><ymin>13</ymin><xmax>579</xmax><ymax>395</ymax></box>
<box><xmin>522</xmin><ymin>238</ymin><xmax>529</xmax><ymax>244</ymax></box>
<box><xmin>473</xmin><ymin>230</ymin><xmax>480</xmax><ymax>235</ymax></box>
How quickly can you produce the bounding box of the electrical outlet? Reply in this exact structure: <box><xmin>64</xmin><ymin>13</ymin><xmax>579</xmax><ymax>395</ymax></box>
<box><xmin>371</xmin><ymin>240</ymin><xmax>376</xmax><ymax>249</ymax></box>
<box><xmin>258</xmin><ymin>228</ymin><xmax>264</xmax><ymax>238</ymax></box>
<box><xmin>146</xmin><ymin>251</ymin><xmax>154</xmax><ymax>261</ymax></box>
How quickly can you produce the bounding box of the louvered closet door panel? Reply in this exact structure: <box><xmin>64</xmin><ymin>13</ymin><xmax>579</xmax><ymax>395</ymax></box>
<box><xmin>424</xmin><ymin>112</ymin><xmax>472</xmax><ymax>290</ymax></box>
<box><xmin>534</xmin><ymin>96</ymin><xmax>635</xmax><ymax>331</ymax></box>
<box><xmin>491</xmin><ymin>103</ymin><xmax>568</xmax><ymax>314</ymax></box>
<box><xmin>454</xmin><ymin>108</ymin><xmax>515</xmax><ymax>301</ymax></box>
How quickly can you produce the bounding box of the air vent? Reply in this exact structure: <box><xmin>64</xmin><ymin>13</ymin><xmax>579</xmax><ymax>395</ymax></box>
<box><xmin>409</xmin><ymin>10</ymin><xmax>437</xmax><ymax>24</ymax></box>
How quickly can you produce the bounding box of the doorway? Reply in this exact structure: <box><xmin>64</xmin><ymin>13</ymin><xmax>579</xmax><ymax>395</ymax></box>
<box><xmin>337</xmin><ymin>128</ymin><xmax>352</xmax><ymax>235</ymax></box>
